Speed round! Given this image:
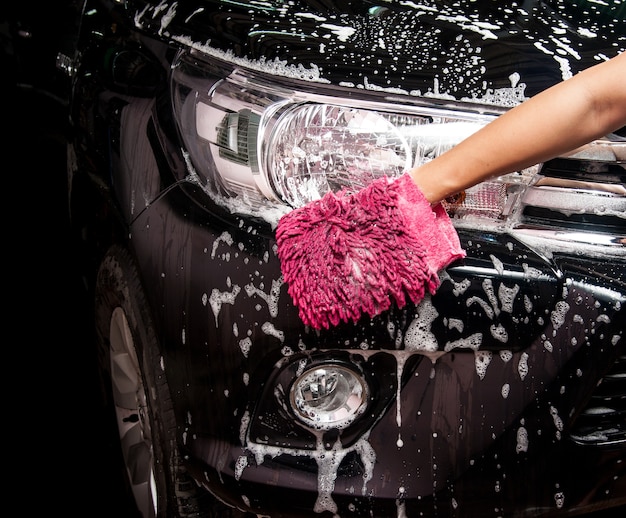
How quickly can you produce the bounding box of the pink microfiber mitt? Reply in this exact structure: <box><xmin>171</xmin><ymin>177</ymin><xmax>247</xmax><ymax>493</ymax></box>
<box><xmin>276</xmin><ymin>173</ymin><xmax>466</xmax><ymax>329</ymax></box>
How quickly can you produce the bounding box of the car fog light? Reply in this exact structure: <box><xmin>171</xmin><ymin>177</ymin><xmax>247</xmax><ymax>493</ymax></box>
<box><xmin>290</xmin><ymin>364</ymin><xmax>368</xmax><ymax>430</ymax></box>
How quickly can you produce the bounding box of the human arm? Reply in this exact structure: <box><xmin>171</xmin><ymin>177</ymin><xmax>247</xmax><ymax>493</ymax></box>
<box><xmin>410</xmin><ymin>52</ymin><xmax>626</xmax><ymax>204</ymax></box>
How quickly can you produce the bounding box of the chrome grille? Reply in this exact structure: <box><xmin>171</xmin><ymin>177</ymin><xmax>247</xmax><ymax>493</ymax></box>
<box><xmin>519</xmin><ymin>155</ymin><xmax>626</xmax><ymax>236</ymax></box>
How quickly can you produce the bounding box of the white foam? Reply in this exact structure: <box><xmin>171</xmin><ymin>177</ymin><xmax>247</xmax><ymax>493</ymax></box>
<box><xmin>516</xmin><ymin>425</ymin><xmax>528</xmax><ymax>453</ymax></box>
<box><xmin>404</xmin><ymin>296</ymin><xmax>440</xmax><ymax>352</ymax></box>
<box><xmin>474</xmin><ymin>350</ymin><xmax>492</xmax><ymax>379</ymax></box>
<box><xmin>518</xmin><ymin>352</ymin><xmax>529</xmax><ymax>381</ymax></box>
<box><xmin>208</xmin><ymin>284</ymin><xmax>242</xmax><ymax>326</ymax></box>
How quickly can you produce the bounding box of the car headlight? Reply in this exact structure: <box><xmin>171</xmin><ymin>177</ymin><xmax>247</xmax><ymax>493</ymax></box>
<box><xmin>171</xmin><ymin>50</ymin><xmax>625</xmax><ymax>252</ymax></box>
<box><xmin>171</xmin><ymin>52</ymin><xmax>498</xmax><ymax>212</ymax></box>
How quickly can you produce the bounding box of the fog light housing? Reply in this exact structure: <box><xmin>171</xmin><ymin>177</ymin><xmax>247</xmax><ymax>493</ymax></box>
<box><xmin>290</xmin><ymin>364</ymin><xmax>368</xmax><ymax>431</ymax></box>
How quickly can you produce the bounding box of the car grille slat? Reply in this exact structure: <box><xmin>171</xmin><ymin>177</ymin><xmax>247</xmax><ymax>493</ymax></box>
<box><xmin>520</xmin><ymin>156</ymin><xmax>626</xmax><ymax>237</ymax></box>
<box><xmin>568</xmin><ymin>355</ymin><xmax>626</xmax><ymax>447</ymax></box>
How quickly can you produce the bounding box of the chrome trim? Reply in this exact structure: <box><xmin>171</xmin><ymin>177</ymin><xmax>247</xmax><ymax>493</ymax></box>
<box><xmin>521</xmin><ymin>184</ymin><xmax>626</xmax><ymax>216</ymax></box>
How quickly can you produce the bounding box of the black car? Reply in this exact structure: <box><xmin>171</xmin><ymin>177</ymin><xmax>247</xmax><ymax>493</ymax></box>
<box><xmin>58</xmin><ymin>1</ymin><xmax>625</xmax><ymax>516</ymax></box>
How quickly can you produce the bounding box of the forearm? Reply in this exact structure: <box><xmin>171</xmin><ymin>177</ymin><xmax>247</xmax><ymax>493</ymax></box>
<box><xmin>410</xmin><ymin>53</ymin><xmax>626</xmax><ymax>204</ymax></box>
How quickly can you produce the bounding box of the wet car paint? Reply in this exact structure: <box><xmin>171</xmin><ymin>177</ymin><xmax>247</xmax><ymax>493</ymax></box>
<box><xmin>135</xmin><ymin>0</ymin><xmax>624</xmax><ymax>100</ymax></box>
<box><xmin>124</xmin><ymin>179</ymin><xmax>624</xmax><ymax>514</ymax></box>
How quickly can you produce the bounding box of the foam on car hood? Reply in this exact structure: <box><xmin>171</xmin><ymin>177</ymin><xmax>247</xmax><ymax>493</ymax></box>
<box><xmin>132</xmin><ymin>0</ymin><xmax>625</xmax><ymax>104</ymax></box>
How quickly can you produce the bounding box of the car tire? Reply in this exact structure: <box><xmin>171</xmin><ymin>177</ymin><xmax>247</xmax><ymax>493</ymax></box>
<box><xmin>95</xmin><ymin>245</ymin><xmax>245</xmax><ymax>518</ymax></box>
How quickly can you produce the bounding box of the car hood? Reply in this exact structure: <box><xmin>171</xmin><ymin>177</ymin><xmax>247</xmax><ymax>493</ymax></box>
<box><xmin>134</xmin><ymin>0</ymin><xmax>625</xmax><ymax>104</ymax></box>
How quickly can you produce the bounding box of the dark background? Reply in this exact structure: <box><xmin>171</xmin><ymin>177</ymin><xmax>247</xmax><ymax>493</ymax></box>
<box><xmin>2</xmin><ymin>2</ymin><xmax>134</xmax><ymax>514</ymax></box>
<box><xmin>2</xmin><ymin>2</ymin><xmax>623</xmax><ymax>517</ymax></box>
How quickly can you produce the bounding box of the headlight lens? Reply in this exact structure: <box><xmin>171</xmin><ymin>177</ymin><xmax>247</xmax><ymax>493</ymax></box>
<box><xmin>263</xmin><ymin>104</ymin><xmax>412</xmax><ymax>207</ymax></box>
<box><xmin>290</xmin><ymin>364</ymin><xmax>368</xmax><ymax>431</ymax></box>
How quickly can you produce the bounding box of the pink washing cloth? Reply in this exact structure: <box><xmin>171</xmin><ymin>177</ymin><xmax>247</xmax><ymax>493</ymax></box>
<box><xmin>276</xmin><ymin>173</ymin><xmax>466</xmax><ymax>329</ymax></box>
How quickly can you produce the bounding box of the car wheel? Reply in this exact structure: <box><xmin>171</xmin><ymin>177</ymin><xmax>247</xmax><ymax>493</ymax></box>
<box><xmin>94</xmin><ymin>245</ymin><xmax>206</xmax><ymax>518</ymax></box>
